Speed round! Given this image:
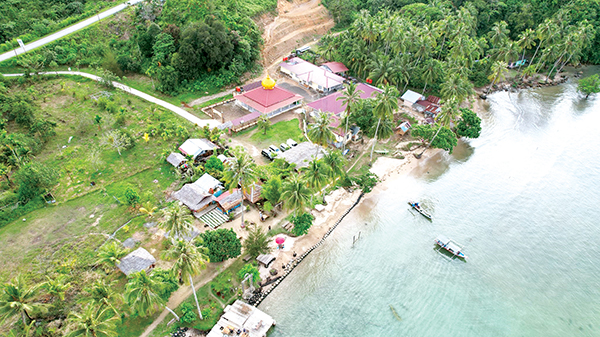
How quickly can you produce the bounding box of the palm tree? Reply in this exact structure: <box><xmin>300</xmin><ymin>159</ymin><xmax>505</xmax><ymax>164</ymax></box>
<box><xmin>243</xmin><ymin>224</ymin><xmax>270</xmax><ymax>258</ymax></box>
<box><xmin>368</xmin><ymin>53</ymin><xmax>399</xmax><ymax>86</ymax></box>
<box><xmin>370</xmin><ymin>85</ymin><xmax>399</xmax><ymax>162</ymax></box>
<box><xmin>421</xmin><ymin>58</ymin><xmax>443</xmax><ymax>93</ymax></box>
<box><xmin>336</xmin><ymin>83</ymin><xmax>364</xmax><ymax>153</ymax></box>
<box><xmin>307</xmin><ymin>110</ymin><xmax>335</xmax><ymax>158</ymax></box>
<box><xmin>67</xmin><ymin>304</ymin><xmax>118</xmax><ymax>337</ymax></box>
<box><xmin>257</xmin><ymin>114</ymin><xmax>271</xmax><ymax>135</ymax></box>
<box><xmin>487</xmin><ymin>21</ymin><xmax>510</xmax><ymax>48</ymax></box>
<box><xmin>517</xmin><ymin>28</ymin><xmax>536</xmax><ymax>73</ymax></box>
<box><xmin>532</xmin><ymin>19</ymin><xmax>559</xmax><ymax>72</ymax></box>
<box><xmin>95</xmin><ymin>242</ymin><xmax>128</xmax><ymax>273</ymax></box>
<box><xmin>124</xmin><ymin>270</ymin><xmax>165</xmax><ymax>317</ymax></box>
<box><xmin>440</xmin><ymin>73</ymin><xmax>473</xmax><ymax>103</ymax></box>
<box><xmin>281</xmin><ymin>173</ymin><xmax>311</xmax><ymax>215</ymax></box>
<box><xmin>322</xmin><ymin>150</ymin><xmax>347</xmax><ymax>183</ymax></box>
<box><xmin>222</xmin><ymin>146</ymin><xmax>258</xmax><ymax>228</ymax></box>
<box><xmin>42</xmin><ymin>275</ymin><xmax>71</xmax><ymax>301</ymax></box>
<box><xmin>162</xmin><ymin>239</ymin><xmax>209</xmax><ymax>320</ymax></box>
<box><xmin>0</xmin><ymin>275</ymin><xmax>45</xmax><ymax>326</ymax></box>
<box><xmin>139</xmin><ymin>201</ymin><xmax>158</xmax><ymax>217</ymax></box>
<box><xmin>487</xmin><ymin>61</ymin><xmax>509</xmax><ymax>94</ymax></box>
<box><xmin>160</xmin><ymin>202</ymin><xmax>194</xmax><ymax>241</ymax></box>
<box><xmin>84</xmin><ymin>279</ymin><xmax>122</xmax><ymax>316</ymax></box>
<box><xmin>302</xmin><ymin>159</ymin><xmax>331</xmax><ymax>202</ymax></box>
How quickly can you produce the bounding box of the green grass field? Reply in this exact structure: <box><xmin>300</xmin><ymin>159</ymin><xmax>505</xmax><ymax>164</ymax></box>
<box><xmin>234</xmin><ymin>118</ymin><xmax>305</xmax><ymax>150</ymax></box>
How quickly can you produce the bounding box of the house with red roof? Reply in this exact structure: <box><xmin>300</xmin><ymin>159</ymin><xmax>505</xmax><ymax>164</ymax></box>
<box><xmin>279</xmin><ymin>57</ymin><xmax>345</xmax><ymax>93</ymax></box>
<box><xmin>307</xmin><ymin>83</ymin><xmax>383</xmax><ymax>147</ymax></box>
<box><xmin>320</xmin><ymin>62</ymin><xmax>349</xmax><ymax>75</ymax></box>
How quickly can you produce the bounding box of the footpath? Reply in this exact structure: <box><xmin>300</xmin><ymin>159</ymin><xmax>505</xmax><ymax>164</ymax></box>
<box><xmin>3</xmin><ymin>71</ymin><xmax>220</xmax><ymax>128</ymax></box>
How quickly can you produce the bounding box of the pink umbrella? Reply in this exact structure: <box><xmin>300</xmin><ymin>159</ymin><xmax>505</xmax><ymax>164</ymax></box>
<box><xmin>275</xmin><ymin>236</ymin><xmax>285</xmax><ymax>245</ymax></box>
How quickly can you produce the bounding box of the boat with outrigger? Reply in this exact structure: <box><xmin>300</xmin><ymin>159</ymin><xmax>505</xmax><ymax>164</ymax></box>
<box><xmin>407</xmin><ymin>201</ymin><xmax>432</xmax><ymax>220</ymax></box>
<box><xmin>434</xmin><ymin>235</ymin><xmax>468</xmax><ymax>259</ymax></box>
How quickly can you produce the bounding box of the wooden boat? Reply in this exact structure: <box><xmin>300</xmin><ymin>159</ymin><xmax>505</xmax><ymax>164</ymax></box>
<box><xmin>407</xmin><ymin>201</ymin><xmax>432</xmax><ymax>220</ymax></box>
<box><xmin>434</xmin><ymin>235</ymin><xmax>467</xmax><ymax>259</ymax></box>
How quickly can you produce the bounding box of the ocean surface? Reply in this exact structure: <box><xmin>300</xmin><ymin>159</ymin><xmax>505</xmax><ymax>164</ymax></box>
<box><xmin>260</xmin><ymin>67</ymin><xmax>600</xmax><ymax>337</ymax></box>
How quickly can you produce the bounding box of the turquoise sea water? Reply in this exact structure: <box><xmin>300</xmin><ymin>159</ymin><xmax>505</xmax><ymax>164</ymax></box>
<box><xmin>260</xmin><ymin>69</ymin><xmax>600</xmax><ymax>337</ymax></box>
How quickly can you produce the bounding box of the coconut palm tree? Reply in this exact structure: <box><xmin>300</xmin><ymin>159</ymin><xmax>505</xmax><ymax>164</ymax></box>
<box><xmin>0</xmin><ymin>275</ymin><xmax>45</xmax><ymax>326</ymax></box>
<box><xmin>83</xmin><ymin>279</ymin><xmax>122</xmax><ymax>316</ymax></box>
<box><xmin>421</xmin><ymin>58</ymin><xmax>443</xmax><ymax>93</ymax></box>
<box><xmin>281</xmin><ymin>173</ymin><xmax>311</xmax><ymax>215</ymax></box>
<box><xmin>323</xmin><ymin>150</ymin><xmax>347</xmax><ymax>183</ymax></box>
<box><xmin>517</xmin><ymin>28</ymin><xmax>536</xmax><ymax>73</ymax></box>
<box><xmin>370</xmin><ymin>85</ymin><xmax>399</xmax><ymax>161</ymax></box>
<box><xmin>67</xmin><ymin>304</ymin><xmax>118</xmax><ymax>337</ymax></box>
<box><xmin>95</xmin><ymin>242</ymin><xmax>128</xmax><ymax>273</ymax></box>
<box><xmin>223</xmin><ymin>146</ymin><xmax>258</xmax><ymax>228</ymax></box>
<box><xmin>487</xmin><ymin>21</ymin><xmax>510</xmax><ymax>49</ymax></box>
<box><xmin>302</xmin><ymin>159</ymin><xmax>331</xmax><ymax>202</ymax></box>
<box><xmin>124</xmin><ymin>270</ymin><xmax>165</xmax><ymax>317</ymax></box>
<box><xmin>336</xmin><ymin>83</ymin><xmax>364</xmax><ymax>153</ymax></box>
<box><xmin>487</xmin><ymin>61</ymin><xmax>509</xmax><ymax>94</ymax></box>
<box><xmin>162</xmin><ymin>239</ymin><xmax>209</xmax><ymax>320</ymax></box>
<box><xmin>139</xmin><ymin>201</ymin><xmax>158</xmax><ymax>218</ymax></box>
<box><xmin>160</xmin><ymin>202</ymin><xmax>194</xmax><ymax>241</ymax></box>
<box><xmin>42</xmin><ymin>275</ymin><xmax>71</xmax><ymax>301</ymax></box>
<box><xmin>243</xmin><ymin>224</ymin><xmax>270</xmax><ymax>258</ymax></box>
<box><xmin>308</xmin><ymin>110</ymin><xmax>335</xmax><ymax>158</ymax></box>
<box><xmin>368</xmin><ymin>53</ymin><xmax>399</xmax><ymax>86</ymax></box>
<box><xmin>441</xmin><ymin>73</ymin><xmax>473</xmax><ymax>103</ymax></box>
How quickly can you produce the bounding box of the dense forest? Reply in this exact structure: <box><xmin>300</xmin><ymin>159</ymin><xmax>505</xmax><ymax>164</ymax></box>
<box><xmin>319</xmin><ymin>0</ymin><xmax>598</xmax><ymax>103</ymax></box>
<box><xmin>0</xmin><ymin>0</ymin><xmax>115</xmax><ymax>51</ymax></box>
<box><xmin>2</xmin><ymin>0</ymin><xmax>276</xmax><ymax>95</ymax></box>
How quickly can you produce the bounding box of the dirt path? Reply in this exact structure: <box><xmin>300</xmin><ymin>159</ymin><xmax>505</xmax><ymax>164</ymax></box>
<box><xmin>188</xmin><ymin>89</ymin><xmax>235</xmax><ymax>107</ymax></box>
<box><xmin>139</xmin><ymin>259</ymin><xmax>236</xmax><ymax>337</ymax></box>
<box><xmin>261</xmin><ymin>0</ymin><xmax>334</xmax><ymax>75</ymax></box>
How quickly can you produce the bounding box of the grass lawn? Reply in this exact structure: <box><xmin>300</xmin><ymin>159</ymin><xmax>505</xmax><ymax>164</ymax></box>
<box><xmin>233</xmin><ymin>118</ymin><xmax>304</xmax><ymax>150</ymax></box>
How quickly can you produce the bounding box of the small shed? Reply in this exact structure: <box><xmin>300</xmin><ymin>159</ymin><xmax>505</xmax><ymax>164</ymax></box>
<box><xmin>320</xmin><ymin>62</ymin><xmax>349</xmax><ymax>75</ymax></box>
<box><xmin>396</xmin><ymin>121</ymin><xmax>411</xmax><ymax>136</ymax></box>
<box><xmin>117</xmin><ymin>247</ymin><xmax>156</xmax><ymax>276</ymax></box>
<box><xmin>179</xmin><ymin>138</ymin><xmax>219</xmax><ymax>159</ymax></box>
<box><xmin>216</xmin><ymin>189</ymin><xmax>243</xmax><ymax>213</ymax></box>
<box><xmin>243</xmin><ymin>182</ymin><xmax>263</xmax><ymax>204</ymax></box>
<box><xmin>172</xmin><ymin>184</ymin><xmax>215</xmax><ymax>212</ymax></box>
<box><xmin>401</xmin><ymin>90</ymin><xmax>424</xmax><ymax>108</ymax></box>
<box><xmin>166</xmin><ymin>152</ymin><xmax>186</xmax><ymax>167</ymax></box>
<box><xmin>193</xmin><ymin>173</ymin><xmax>223</xmax><ymax>194</ymax></box>
<box><xmin>256</xmin><ymin>254</ymin><xmax>276</xmax><ymax>268</ymax></box>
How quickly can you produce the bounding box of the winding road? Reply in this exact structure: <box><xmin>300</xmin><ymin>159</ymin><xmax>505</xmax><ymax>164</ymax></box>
<box><xmin>3</xmin><ymin>71</ymin><xmax>220</xmax><ymax>127</ymax></box>
<box><xmin>0</xmin><ymin>0</ymin><xmax>144</xmax><ymax>63</ymax></box>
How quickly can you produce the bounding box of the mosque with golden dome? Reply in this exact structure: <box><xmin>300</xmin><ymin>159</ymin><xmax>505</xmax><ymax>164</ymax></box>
<box><xmin>234</xmin><ymin>74</ymin><xmax>303</xmax><ymax>120</ymax></box>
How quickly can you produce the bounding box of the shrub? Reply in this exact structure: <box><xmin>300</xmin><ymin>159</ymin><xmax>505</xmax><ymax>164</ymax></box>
<box><xmin>180</xmin><ymin>302</ymin><xmax>197</xmax><ymax>323</ymax></box>
<box><xmin>237</xmin><ymin>263</ymin><xmax>260</xmax><ymax>284</ymax></box>
<box><xmin>199</xmin><ymin>228</ymin><xmax>241</xmax><ymax>262</ymax></box>
<box><xmin>291</xmin><ymin>212</ymin><xmax>314</xmax><ymax>236</ymax></box>
<box><xmin>124</xmin><ymin>186</ymin><xmax>140</xmax><ymax>205</ymax></box>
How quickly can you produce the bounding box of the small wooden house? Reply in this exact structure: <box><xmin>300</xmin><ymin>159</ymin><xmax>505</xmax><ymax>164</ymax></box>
<box><xmin>216</xmin><ymin>189</ymin><xmax>243</xmax><ymax>214</ymax></box>
<box><xmin>117</xmin><ymin>247</ymin><xmax>156</xmax><ymax>276</ymax></box>
<box><xmin>396</xmin><ymin>121</ymin><xmax>411</xmax><ymax>136</ymax></box>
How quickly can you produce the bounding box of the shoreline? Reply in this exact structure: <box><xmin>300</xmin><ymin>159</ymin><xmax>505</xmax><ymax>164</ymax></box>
<box><xmin>252</xmin><ymin>97</ymin><xmax>491</xmax><ymax>307</ymax></box>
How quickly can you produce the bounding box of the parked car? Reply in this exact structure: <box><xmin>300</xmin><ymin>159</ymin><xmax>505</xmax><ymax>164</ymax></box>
<box><xmin>268</xmin><ymin>145</ymin><xmax>280</xmax><ymax>157</ymax></box>
<box><xmin>261</xmin><ymin>149</ymin><xmax>274</xmax><ymax>160</ymax></box>
<box><xmin>280</xmin><ymin>143</ymin><xmax>291</xmax><ymax>152</ymax></box>
<box><xmin>287</xmin><ymin>139</ymin><xmax>298</xmax><ymax>147</ymax></box>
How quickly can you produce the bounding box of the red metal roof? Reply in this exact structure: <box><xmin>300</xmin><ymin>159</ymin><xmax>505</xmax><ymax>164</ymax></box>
<box><xmin>307</xmin><ymin>83</ymin><xmax>382</xmax><ymax>115</ymax></box>
<box><xmin>235</xmin><ymin>86</ymin><xmax>303</xmax><ymax>114</ymax></box>
<box><xmin>426</xmin><ymin>95</ymin><xmax>441</xmax><ymax>104</ymax></box>
<box><xmin>321</xmin><ymin>62</ymin><xmax>349</xmax><ymax>73</ymax></box>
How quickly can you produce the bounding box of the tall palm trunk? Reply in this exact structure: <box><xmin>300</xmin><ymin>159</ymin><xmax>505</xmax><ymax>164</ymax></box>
<box><xmin>343</xmin><ymin>112</ymin><xmax>349</xmax><ymax>153</ymax></box>
<box><xmin>423</xmin><ymin>81</ymin><xmax>428</xmax><ymax>94</ymax></box>
<box><xmin>165</xmin><ymin>306</ymin><xmax>180</xmax><ymax>321</ymax></box>
<box><xmin>557</xmin><ymin>52</ymin><xmax>575</xmax><ymax>74</ymax></box>
<box><xmin>517</xmin><ymin>50</ymin><xmax>526</xmax><ymax>74</ymax></box>
<box><xmin>417</xmin><ymin>124</ymin><xmax>443</xmax><ymax>157</ymax></box>
<box><xmin>239</xmin><ymin>178</ymin><xmax>244</xmax><ymax>227</ymax></box>
<box><xmin>487</xmin><ymin>70</ymin><xmax>501</xmax><ymax>94</ymax></box>
<box><xmin>190</xmin><ymin>275</ymin><xmax>203</xmax><ymax>320</ymax></box>
<box><xmin>370</xmin><ymin>118</ymin><xmax>382</xmax><ymax>162</ymax></box>
<box><xmin>547</xmin><ymin>52</ymin><xmax>565</xmax><ymax>79</ymax></box>
<box><xmin>531</xmin><ymin>39</ymin><xmax>545</xmax><ymax>72</ymax></box>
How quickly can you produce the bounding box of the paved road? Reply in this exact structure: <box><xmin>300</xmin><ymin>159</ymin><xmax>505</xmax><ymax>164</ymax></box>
<box><xmin>0</xmin><ymin>0</ymin><xmax>143</xmax><ymax>63</ymax></box>
<box><xmin>3</xmin><ymin>71</ymin><xmax>221</xmax><ymax>128</ymax></box>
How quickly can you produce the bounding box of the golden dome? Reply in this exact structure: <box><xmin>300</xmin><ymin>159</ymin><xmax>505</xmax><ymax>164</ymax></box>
<box><xmin>262</xmin><ymin>74</ymin><xmax>276</xmax><ymax>90</ymax></box>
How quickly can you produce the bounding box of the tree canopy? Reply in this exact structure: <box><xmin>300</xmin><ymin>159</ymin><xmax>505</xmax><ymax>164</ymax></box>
<box><xmin>199</xmin><ymin>228</ymin><xmax>242</xmax><ymax>262</ymax></box>
<box><xmin>578</xmin><ymin>74</ymin><xmax>600</xmax><ymax>99</ymax></box>
<box><xmin>412</xmin><ymin>124</ymin><xmax>458</xmax><ymax>154</ymax></box>
<box><xmin>455</xmin><ymin>108</ymin><xmax>482</xmax><ymax>139</ymax></box>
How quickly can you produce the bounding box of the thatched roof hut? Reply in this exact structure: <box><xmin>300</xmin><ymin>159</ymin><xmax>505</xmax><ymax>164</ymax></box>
<box><xmin>117</xmin><ymin>247</ymin><xmax>156</xmax><ymax>276</ymax></box>
<box><xmin>278</xmin><ymin>142</ymin><xmax>325</xmax><ymax>169</ymax></box>
<box><xmin>173</xmin><ymin>184</ymin><xmax>215</xmax><ymax>212</ymax></box>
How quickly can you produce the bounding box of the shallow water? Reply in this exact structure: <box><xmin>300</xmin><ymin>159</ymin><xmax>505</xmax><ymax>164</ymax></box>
<box><xmin>260</xmin><ymin>69</ymin><xmax>600</xmax><ymax>337</ymax></box>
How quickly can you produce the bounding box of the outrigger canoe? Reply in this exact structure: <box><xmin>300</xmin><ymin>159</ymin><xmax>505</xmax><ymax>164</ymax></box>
<box><xmin>434</xmin><ymin>235</ymin><xmax>468</xmax><ymax>259</ymax></box>
<box><xmin>408</xmin><ymin>201</ymin><xmax>432</xmax><ymax>220</ymax></box>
